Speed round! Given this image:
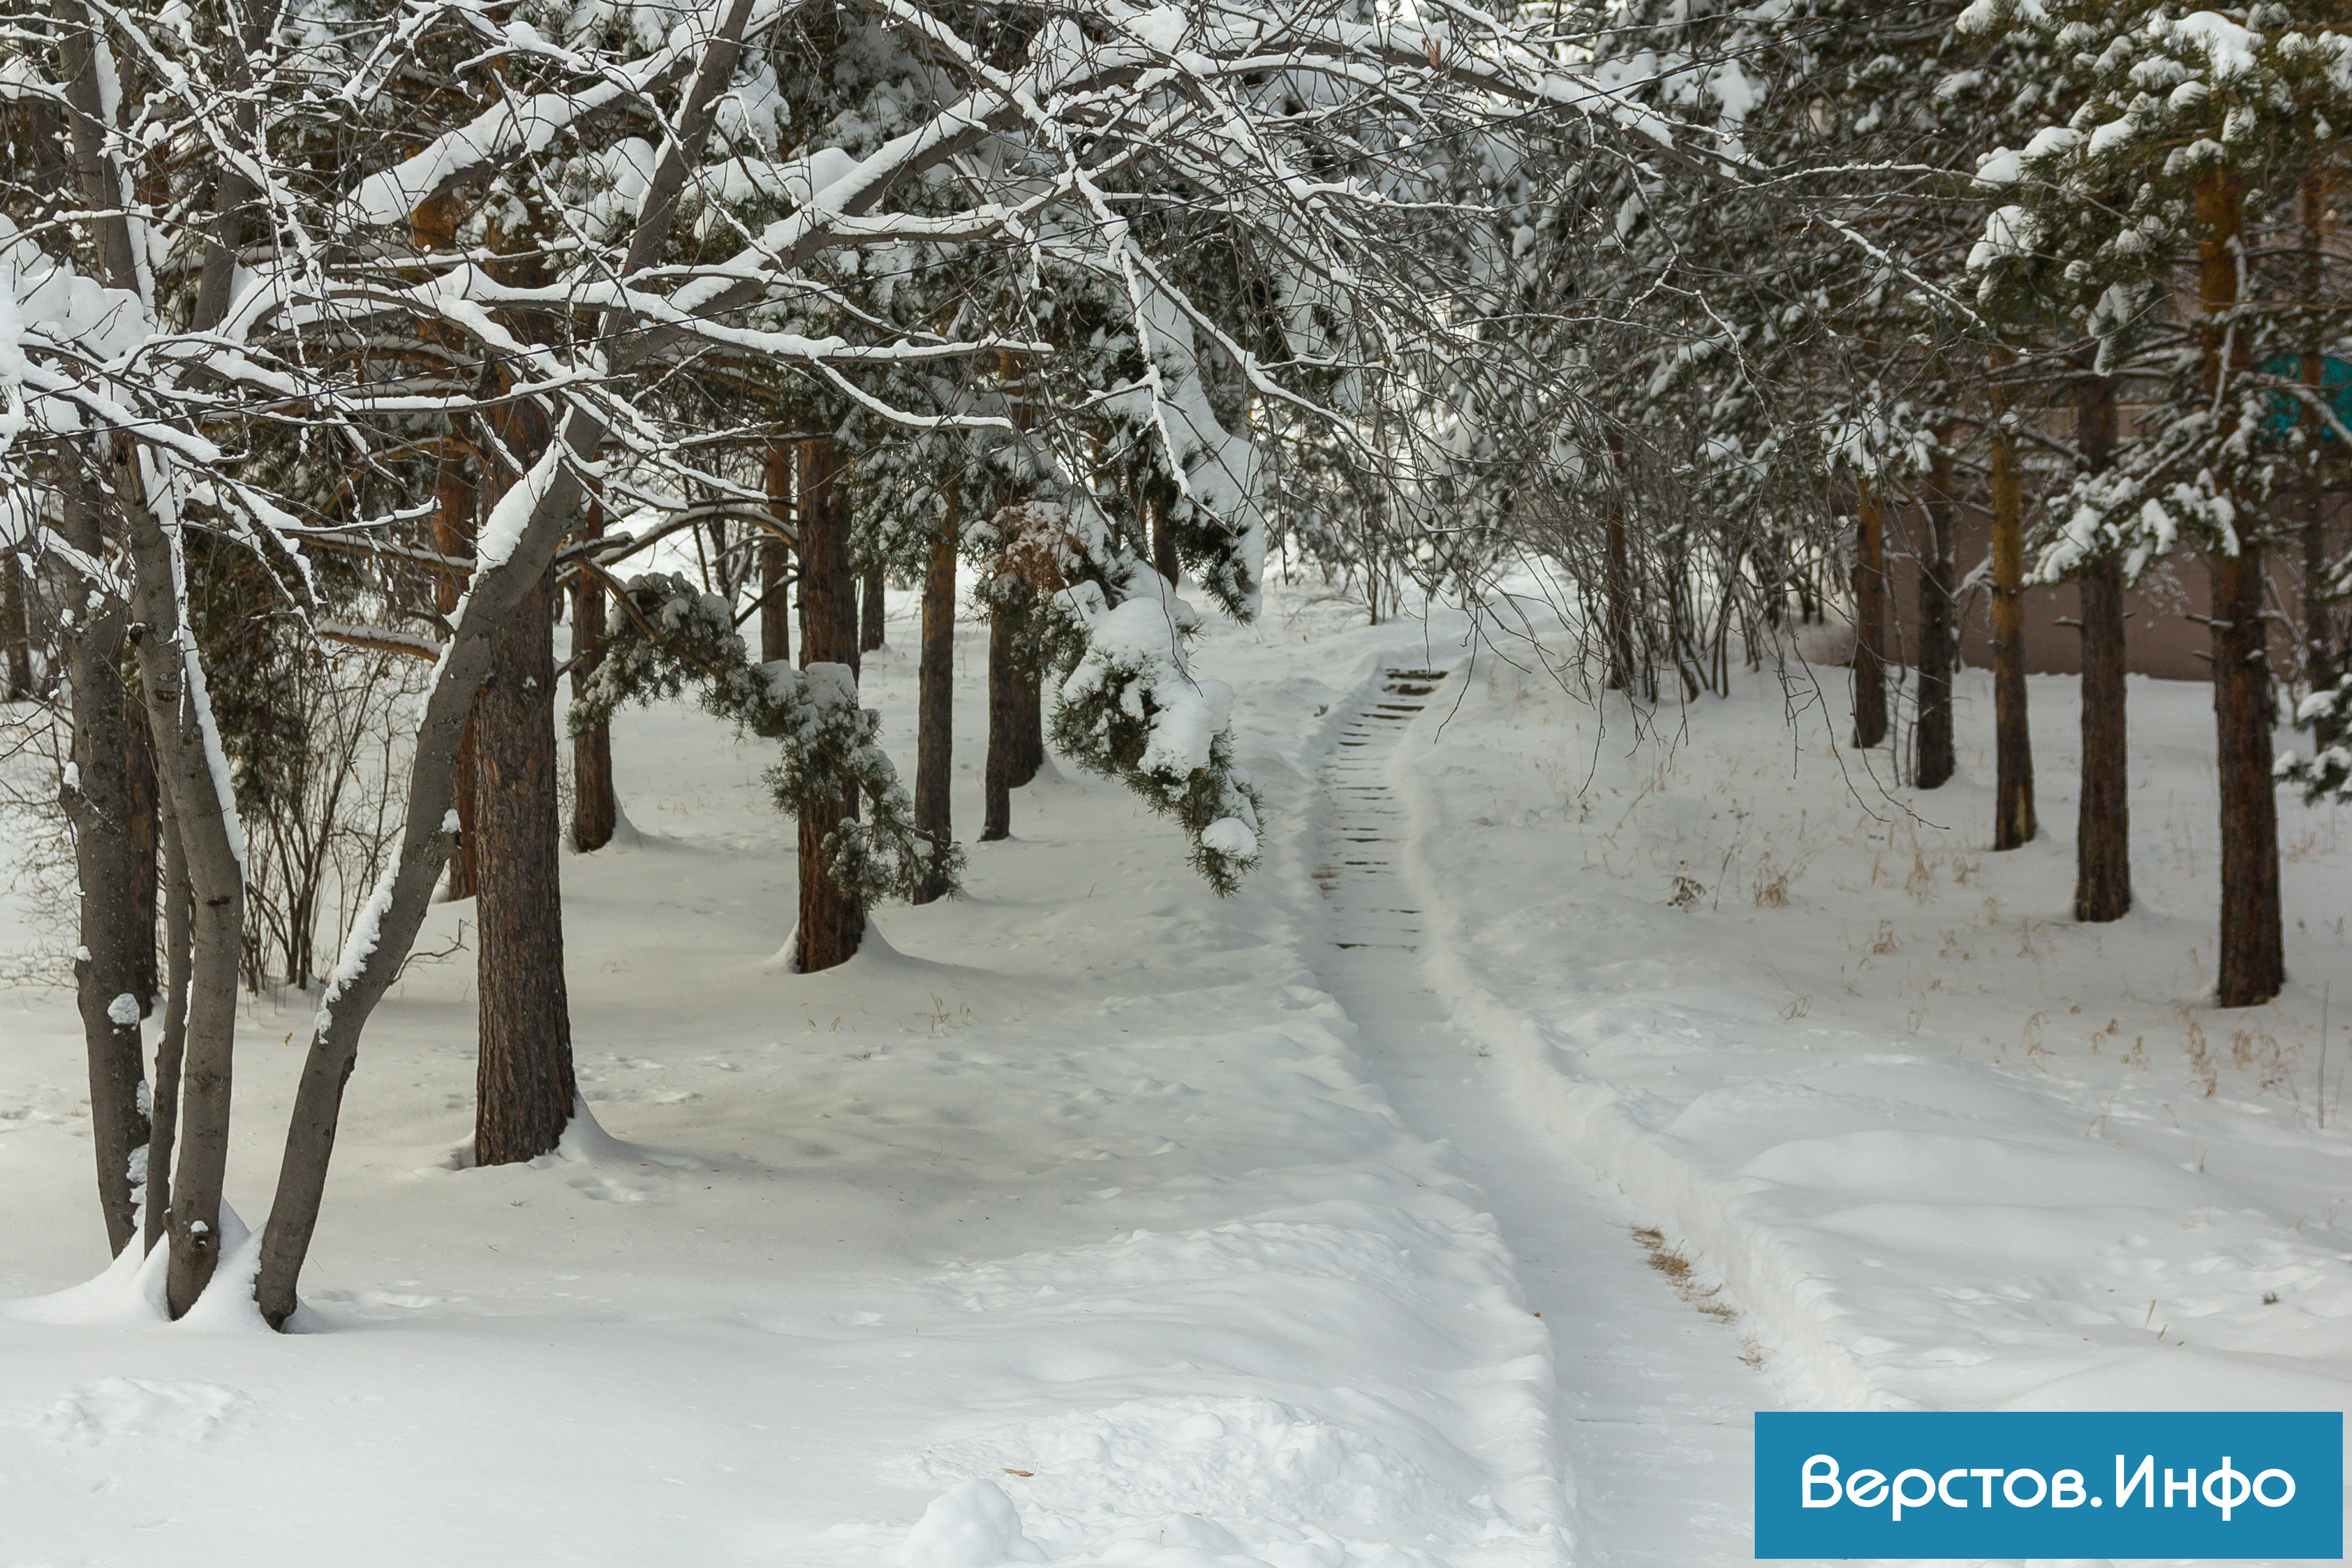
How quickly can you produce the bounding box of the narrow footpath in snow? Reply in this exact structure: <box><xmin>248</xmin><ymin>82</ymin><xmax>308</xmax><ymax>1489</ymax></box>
<box><xmin>1314</xmin><ymin>667</ymin><xmax>1781</xmax><ymax>1568</ymax></box>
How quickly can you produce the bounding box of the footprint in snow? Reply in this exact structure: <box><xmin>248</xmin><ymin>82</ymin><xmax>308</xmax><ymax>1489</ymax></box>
<box><xmin>20</xmin><ymin>1378</ymin><xmax>249</xmax><ymax>1448</ymax></box>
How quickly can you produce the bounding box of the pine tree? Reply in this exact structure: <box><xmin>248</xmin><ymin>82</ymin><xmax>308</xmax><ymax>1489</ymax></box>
<box><xmin>1969</xmin><ymin>0</ymin><xmax>2352</xmax><ymax>1002</ymax></box>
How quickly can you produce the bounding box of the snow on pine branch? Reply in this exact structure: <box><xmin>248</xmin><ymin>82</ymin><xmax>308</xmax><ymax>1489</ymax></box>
<box><xmin>979</xmin><ymin>499</ymin><xmax>1264</xmax><ymax>897</ymax></box>
<box><xmin>571</xmin><ymin>573</ymin><xmax>954</xmax><ymax>905</ymax></box>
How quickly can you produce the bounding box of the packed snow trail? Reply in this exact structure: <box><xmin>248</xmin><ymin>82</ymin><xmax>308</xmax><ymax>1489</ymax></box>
<box><xmin>1316</xmin><ymin>667</ymin><xmax>1779</xmax><ymax>1568</ymax></box>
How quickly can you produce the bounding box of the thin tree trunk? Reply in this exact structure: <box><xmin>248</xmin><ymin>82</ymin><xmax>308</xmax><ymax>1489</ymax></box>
<box><xmin>861</xmin><ymin>563</ymin><xmax>886</xmax><ymax>652</ymax></box>
<box><xmin>2</xmin><ymin>559</ymin><xmax>31</xmax><ymax>699</ymax></box>
<box><xmin>914</xmin><ymin>521</ymin><xmax>957</xmax><ymax>903</ymax></box>
<box><xmin>1605</xmin><ymin>496</ymin><xmax>1636</xmax><ymax>692</ymax></box>
<box><xmin>125</xmin><ymin>696</ymin><xmax>159</xmax><ymax>1011</ymax></box>
<box><xmin>58</xmin><ymin>463</ymin><xmax>149</xmax><ymax>1256</ymax></box>
<box><xmin>2075</xmin><ymin>556</ymin><xmax>2132</xmax><ymax>921</ymax></box>
<box><xmin>2305</xmin><ymin>461</ymin><xmax>2332</xmax><ymax>686</ymax></box>
<box><xmin>58</xmin><ymin>0</ymin><xmax>223</xmax><ymax>1298</ymax></box>
<box><xmin>569</xmin><ymin>566</ymin><xmax>616</xmax><ymax>853</ymax></box>
<box><xmin>145</xmin><ymin>809</ymin><xmax>190</xmax><ymax>1255</ymax></box>
<box><xmin>796</xmin><ymin>435</ymin><xmax>862</xmax><ymax>973</ymax></box>
<box><xmin>1150</xmin><ymin>492</ymin><xmax>1178</xmax><ymax>584</ymax></box>
<box><xmin>1988</xmin><ymin>350</ymin><xmax>2036</xmax><ymax>849</ymax></box>
<box><xmin>187</xmin><ymin>0</ymin><xmax>283</xmax><ymax>336</ymax></box>
<box><xmin>2200</xmin><ymin>169</ymin><xmax>2283</xmax><ymax>1007</ymax></box>
<box><xmin>762</xmin><ymin>443</ymin><xmax>793</xmax><ymax>664</ymax></box>
<box><xmin>760</xmin><ymin>538</ymin><xmax>793</xmax><ymax>663</ymax></box>
<box><xmin>254</xmin><ymin>0</ymin><xmax>763</xmax><ymax>1324</ymax></box>
<box><xmin>1010</xmin><ymin>657</ymin><xmax>1044</xmax><ymax>788</ymax></box>
<box><xmin>434</xmin><ymin>442</ymin><xmax>481</xmax><ymax>900</ymax></box>
<box><xmin>1851</xmin><ymin>484</ymin><xmax>1888</xmax><ymax>750</ymax></box>
<box><xmin>2302</xmin><ymin>167</ymin><xmax>2334</xmax><ymax>685</ymax></box>
<box><xmin>1916</xmin><ymin>453</ymin><xmax>1958</xmax><ymax>788</ymax></box>
<box><xmin>473</xmin><ymin>562</ymin><xmax>576</xmax><ymax>1163</ymax></box>
<box><xmin>983</xmin><ymin>610</ymin><xmax>1018</xmax><ymax>842</ymax></box>
<box><xmin>116</xmin><ymin>483</ymin><xmax>243</xmax><ymax>1320</ymax></box>
<box><xmin>2074</xmin><ymin>365</ymin><xmax>2131</xmax><ymax>923</ymax></box>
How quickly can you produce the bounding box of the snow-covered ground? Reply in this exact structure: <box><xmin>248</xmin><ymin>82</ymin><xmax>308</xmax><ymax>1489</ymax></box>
<box><xmin>0</xmin><ymin>590</ymin><xmax>1580</xmax><ymax>1568</ymax></box>
<box><xmin>1394</xmin><ymin>632</ymin><xmax>2352</xmax><ymax>1563</ymax></box>
<box><xmin>4</xmin><ymin>582</ymin><xmax>2348</xmax><ymax>1564</ymax></box>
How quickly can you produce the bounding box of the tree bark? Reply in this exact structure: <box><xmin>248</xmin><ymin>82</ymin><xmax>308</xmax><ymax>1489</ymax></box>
<box><xmin>2211</xmin><ymin>546</ymin><xmax>2283</xmax><ymax>1006</ymax></box>
<box><xmin>1604</xmin><ymin>466</ymin><xmax>1637</xmax><ymax>692</ymax></box>
<box><xmin>472</xmin><ymin>562</ymin><xmax>577</xmax><ymax>1163</ymax></box>
<box><xmin>796</xmin><ymin>435</ymin><xmax>862</xmax><ymax>973</ymax></box>
<box><xmin>125</xmin><ymin>695</ymin><xmax>159</xmax><ymax>1011</ymax></box>
<box><xmin>2</xmin><ymin>559</ymin><xmax>31</xmax><ymax>699</ymax></box>
<box><xmin>470</xmin><ymin>385</ymin><xmax>574</xmax><ymax>1163</ymax></box>
<box><xmin>1850</xmin><ymin>484</ymin><xmax>1888</xmax><ymax>750</ymax></box>
<box><xmin>187</xmin><ymin>0</ymin><xmax>284</xmax><ymax>337</ymax></box>
<box><xmin>2199</xmin><ymin>169</ymin><xmax>2283</xmax><ymax>1007</ymax></box>
<box><xmin>2075</xmin><ymin>555</ymin><xmax>2132</xmax><ymax>921</ymax></box>
<box><xmin>144</xmin><ymin>809</ymin><xmax>190</xmax><ymax>1255</ymax></box>
<box><xmin>1150</xmin><ymin>492</ymin><xmax>1178</xmax><ymax>585</ymax></box>
<box><xmin>2301</xmin><ymin>167</ymin><xmax>2334</xmax><ymax>685</ymax></box>
<box><xmin>861</xmin><ymin>563</ymin><xmax>886</xmax><ymax>652</ymax></box>
<box><xmin>117</xmin><ymin>480</ymin><xmax>244</xmax><ymax>1321</ymax></box>
<box><xmin>914</xmin><ymin>520</ymin><xmax>957</xmax><ymax>903</ymax></box>
<box><xmin>569</xmin><ymin>567</ymin><xmax>616</xmax><ymax>853</ymax></box>
<box><xmin>983</xmin><ymin>610</ymin><xmax>1019</xmax><ymax>842</ymax></box>
<box><xmin>57</xmin><ymin>463</ymin><xmax>149</xmax><ymax>1256</ymax></box>
<box><xmin>255</xmin><ymin>0</ymin><xmax>763</xmax><ymax>1324</ymax></box>
<box><xmin>1010</xmin><ymin>658</ymin><xmax>1044</xmax><ymax>788</ymax></box>
<box><xmin>761</xmin><ymin>443</ymin><xmax>793</xmax><ymax>664</ymax></box>
<box><xmin>58</xmin><ymin>0</ymin><xmax>227</xmax><ymax>1303</ymax></box>
<box><xmin>434</xmin><ymin>442</ymin><xmax>481</xmax><ymax>900</ymax></box>
<box><xmin>1915</xmin><ymin>453</ymin><xmax>1956</xmax><ymax>788</ymax></box>
<box><xmin>1988</xmin><ymin>351</ymin><xmax>2036</xmax><ymax>850</ymax></box>
<box><xmin>2074</xmin><ymin>366</ymin><xmax>2131</xmax><ymax>923</ymax></box>
<box><xmin>800</xmin><ymin>437</ymin><xmax>858</xmax><ymax>679</ymax></box>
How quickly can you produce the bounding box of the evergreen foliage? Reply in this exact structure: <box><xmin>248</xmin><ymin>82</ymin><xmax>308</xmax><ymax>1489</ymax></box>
<box><xmin>571</xmin><ymin>571</ymin><xmax>955</xmax><ymax>904</ymax></box>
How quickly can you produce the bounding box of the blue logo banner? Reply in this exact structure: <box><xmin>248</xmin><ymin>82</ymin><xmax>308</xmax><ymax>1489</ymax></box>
<box><xmin>1755</xmin><ymin>1411</ymin><xmax>2342</xmax><ymax>1560</ymax></box>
